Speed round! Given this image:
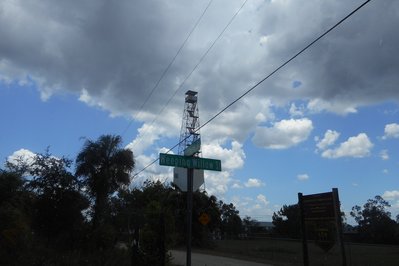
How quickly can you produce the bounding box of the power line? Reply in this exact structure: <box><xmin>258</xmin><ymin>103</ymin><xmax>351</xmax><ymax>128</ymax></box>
<box><xmin>128</xmin><ymin>0</ymin><xmax>248</xmax><ymax>151</ymax></box>
<box><xmin>157</xmin><ymin>0</ymin><xmax>249</xmax><ymax>118</ymax></box>
<box><xmin>131</xmin><ymin>0</ymin><xmax>372</xmax><ymax>179</ymax></box>
<box><xmin>130</xmin><ymin>0</ymin><xmax>248</xmax><ymax>177</ymax></box>
<box><xmin>120</xmin><ymin>0</ymin><xmax>214</xmax><ymax>138</ymax></box>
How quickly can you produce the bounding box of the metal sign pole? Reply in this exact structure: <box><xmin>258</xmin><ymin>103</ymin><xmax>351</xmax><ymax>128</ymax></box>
<box><xmin>186</xmin><ymin>168</ymin><xmax>193</xmax><ymax>266</ymax></box>
<box><xmin>158</xmin><ymin>150</ymin><xmax>221</xmax><ymax>266</ymax></box>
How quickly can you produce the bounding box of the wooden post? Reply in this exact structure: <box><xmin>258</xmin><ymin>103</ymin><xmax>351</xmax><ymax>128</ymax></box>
<box><xmin>298</xmin><ymin>193</ymin><xmax>309</xmax><ymax>266</ymax></box>
<box><xmin>332</xmin><ymin>188</ymin><xmax>347</xmax><ymax>266</ymax></box>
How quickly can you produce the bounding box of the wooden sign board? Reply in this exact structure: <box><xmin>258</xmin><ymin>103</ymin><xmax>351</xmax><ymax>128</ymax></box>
<box><xmin>302</xmin><ymin>192</ymin><xmax>335</xmax><ymax>221</ymax></box>
<box><xmin>298</xmin><ymin>188</ymin><xmax>347</xmax><ymax>266</ymax></box>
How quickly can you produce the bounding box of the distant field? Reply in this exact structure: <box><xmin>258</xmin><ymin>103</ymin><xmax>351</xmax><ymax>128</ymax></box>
<box><xmin>192</xmin><ymin>238</ymin><xmax>399</xmax><ymax>266</ymax></box>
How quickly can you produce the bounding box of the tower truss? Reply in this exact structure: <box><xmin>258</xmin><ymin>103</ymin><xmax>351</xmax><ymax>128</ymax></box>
<box><xmin>178</xmin><ymin>90</ymin><xmax>201</xmax><ymax>156</ymax></box>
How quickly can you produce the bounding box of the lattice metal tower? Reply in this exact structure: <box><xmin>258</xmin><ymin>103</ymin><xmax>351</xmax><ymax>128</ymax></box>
<box><xmin>178</xmin><ymin>90</ymin><xmax>201</xmax><ymax>156</ymax></box>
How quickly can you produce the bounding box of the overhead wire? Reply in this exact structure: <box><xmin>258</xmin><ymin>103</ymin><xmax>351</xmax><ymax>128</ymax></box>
<box><xmin>120</xmin><ymin>0</ymin><xmax>214</xmax><ymax>138</ymax></box>
<box><xmin>130</xmin><ymin>0</ymin><xmax>248</xmax><ymax>177</ymax></box>
<box><xmin>128</xmin><ymin>0</ymin><xmax>248</xmax><ymax>151</ymax></box>
<box><xmin>131</xmin><ymin>0</ymin><xmax>372</xmax><ymax>179</ymax></box>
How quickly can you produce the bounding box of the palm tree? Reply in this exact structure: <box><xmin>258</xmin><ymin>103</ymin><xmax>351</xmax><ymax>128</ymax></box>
<box><xmin>75</xmin><ymin>134</ymin><xmax>134</xmax><ymax>229</ymax></box>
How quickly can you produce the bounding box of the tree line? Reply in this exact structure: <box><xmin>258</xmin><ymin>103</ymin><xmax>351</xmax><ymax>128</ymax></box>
<box><xmin>272</xmin><ymin>195</ymin><xmax>399</xmax><ymax>244</ymax></box>
<box><xmin>3</xmin><ymin>134</ymin><xmax>398</xmax><ymax>265</ymax></box>
<box><xmin>0</xmin><ymin>134</ymin><xmax>245</xmax><ymax>265</ymax></box>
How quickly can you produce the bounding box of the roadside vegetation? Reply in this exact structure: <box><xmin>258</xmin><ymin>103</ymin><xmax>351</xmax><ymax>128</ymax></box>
<box><xmin>1</xmin><ymin>134</ymin><xmax>242</xmax><ymax>265</ymax></box>
<box><xmin>1</xmin><ymin>134</ymin><xmax>399</xmax><ymax>265</ymax></box>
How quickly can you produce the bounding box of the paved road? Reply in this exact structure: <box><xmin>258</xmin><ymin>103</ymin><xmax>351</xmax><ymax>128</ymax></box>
<box><xmin>171</xmin><ymin>250</ymin><xmax>274</xmax><ymax>266</ymax></box>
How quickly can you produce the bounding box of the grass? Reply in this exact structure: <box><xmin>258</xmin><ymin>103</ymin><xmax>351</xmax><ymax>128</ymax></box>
<box><xmin>189</xmin><ymin>238</ymin><xmax>399</xmax><ymax>266</ymax></box>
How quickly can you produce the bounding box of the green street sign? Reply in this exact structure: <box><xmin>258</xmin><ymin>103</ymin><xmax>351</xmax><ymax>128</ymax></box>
<box><xmin>159</xmin><ymin>153</ymin><xmax>221</xmax><ymax>171</ymax></box>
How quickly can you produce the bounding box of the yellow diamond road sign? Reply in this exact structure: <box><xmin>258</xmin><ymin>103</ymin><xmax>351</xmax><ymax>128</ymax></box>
<box><xmin>198</xmin><ymin>213</ymin><xmax>210</xmax><ymax>225</ymax></box>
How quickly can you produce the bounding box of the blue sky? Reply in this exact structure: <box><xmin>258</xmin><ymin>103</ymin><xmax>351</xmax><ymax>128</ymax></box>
<box><xmin>1</xmin><ymin>0</ymin><xmax>399</xmax><ymax>222</ymax></box>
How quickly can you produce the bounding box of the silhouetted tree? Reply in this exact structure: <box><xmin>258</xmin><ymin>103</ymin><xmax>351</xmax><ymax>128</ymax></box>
<box><xmin>191</xmin><ymin>192</ymin><xmax>222</xmax><ymax>246</ymax></box>
<box><xmin>75</xmin><ymin>135</ymin><xmax>134</xmax><ymax>231</ymax></box>
<box><xmin>243</xmin><ymin>216</ymin><xmax>266</xmax><ymax>235</ymax></box>
<box><xmin>350</xmin><ymin>195</ymin><xmax>398</xmax><ymax>244</ymax></box>
<box><xmin>26</xmin><ymin>151</ymin><xmax>89</xmax><ymax>248</ymax></box>
<box><xmin>272</xmin><ymin>204</ymin><xmax>301</xmax><ymax>238</ymax></box>
<box><xmin>0</xmin><ymin>169</ymin><xmax>32</xmax><ymax>265</ymax></box>
<box><xmin>219</xmin><ymin>201</ymin><xmax>242</xmax><ymax>239</ymax></box>
<box><xmin>113</xmin><ymin>180</ymin><xmax>176</xmax><ymax>265</ymax></box>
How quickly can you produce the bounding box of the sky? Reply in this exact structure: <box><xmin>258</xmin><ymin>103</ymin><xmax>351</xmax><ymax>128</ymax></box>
<box><xmin>1</xmin><ymin>0</ymin><xmax>399</xmax><ymax>222</ymax></box>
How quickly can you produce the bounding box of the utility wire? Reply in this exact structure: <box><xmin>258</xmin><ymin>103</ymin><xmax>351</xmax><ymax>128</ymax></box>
<box><xmin>132</xmin><ymin>0</ymin><xmax>372</xmax><ymax>179</ymax></box>
<box><xmin>156</xmin><ymin>0</ymin><xmax>249</xmax><ymax>119</ymax></box>
<box><xmin>121</xmin><ymin>0</ymin><xmax>214</xmax><ymax>137</ymax></box>
<box><xmin>129</xmin><ymin>0</ymin><xmax>248</xmax><ymax>151</ymax></box>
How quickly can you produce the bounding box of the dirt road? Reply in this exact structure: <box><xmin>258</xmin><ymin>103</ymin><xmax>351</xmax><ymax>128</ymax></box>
<box><xmin>171</xmin><ymin>250</ymin><xmax>274</xmax><ymax>266</ymax></box>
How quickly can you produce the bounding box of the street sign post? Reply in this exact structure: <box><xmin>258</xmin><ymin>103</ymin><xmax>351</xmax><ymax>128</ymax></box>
<box><xmin>159</xmin><ymin>152</ymin><xmax>222</xmax><ymax>266</ymax></box>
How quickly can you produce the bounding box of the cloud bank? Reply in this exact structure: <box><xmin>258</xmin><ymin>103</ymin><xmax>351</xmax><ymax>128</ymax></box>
<box><xmin>1</xmin><ymin>0</ymin><xmax>399</xmax><ymax>201</ymax></box>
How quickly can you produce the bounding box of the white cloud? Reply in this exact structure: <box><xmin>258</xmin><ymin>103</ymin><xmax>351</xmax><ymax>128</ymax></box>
<box><xmin>383</xmin><ymin>123</ymin><xmax>399</xmax><ymax>139</ymax></box>
<box><xmin>78</xmin><ymin>88</ymin><xmax>98</xmax><ymax>107</ymax></box>
<box><xmin>231</xmin><ymin>183</ymin><xmax>243</xmax><ymax>189</ymax></box>
<box><xmin>131</xmin><ymin>152</ymin><xmax>172</xmax><ymax>187</ymax></box>
<box><xmin>297</xmin><ymin>174</ymin><xmax>309</xmax><ymax>181</ymax></box>
<box><xmin>257</xmin><ymin>194</ymin><xmax>270</xmax><ymax>206</ymax></box>
<box><xmin>125</xmin><ymin>109</ymin><xmax>181</xmax><ymax>155</ymax></box>
<box><xmin>195</xmin><ymin>140</ymin><xmax>247</xmax><ymax>197</ymax></box>
<box><xmin>245</xmin><ymin>178</ymin><xmax>264</xmax><ymax>188</ymax></box>
<box><xmin>382</xmin><ymin>190</ymin><xmax>399</xmax><ymax>201</ymax></box>
<box><xmin>252</xmin><ymin>118</ymin><xmax>313</xmax><ymax>149</ymax></box>
<box><xmin>2</xmin><ymin>0</ymin><xmax>399</xmax><ymax>190</ymax></box>
<box><xmin>202</xmin><ymin>98</ymin><xmax>275</xmax><ymax>143</ymax></box>
<box><xmin>392</xmin><ymin>201</ymin><xmax>399</xmax><ymax>210</ymax></box>
<box><xmin>316</xmin><ymin>130</ymin><xmax>340</xmax><ymax>150</ymax></box>
<box><xmin>126</xmin><ymin>124</ymin><xmax>162</xmax><ymax>155</ymax></box>
<box><xmin>202</xmin><ymin>140</ymin><xmax>246</xmax><ymax>172</ymax></box>
<box><xmin>230</xmin><ymin>195</ymin><xmax>275</xmax><ymax>220</ymax></box>
<box><xmin>382</xmin><ymin>169</ymin><xmax>389</xmax><ymax>174</ymax></box>
<box><xmin>321</xmin><ymin>133</ymin><xmax>373</xmax><ymax>159</ymax></box>
<box><xmin>380</xmin><ymin>149</ymin><xmax>389</xmax><ymax>160</ymax></box>
<box><xmin>259</xmin><ymin>35</ymin><xmax>270</xmax><ymax>46</ymax></box>
<box><xmin>125</xmin><ymin>123</ymin><xmax>176</xmax><ymax>155</ymax></box>
<box><xmin>204</xmin><ymin>171</ymin><xmax>230</xmax><ymax>196</ymax></box>
<box><xmin>0</xmin><ymin>0</ymin><xmax>398</xmax><ymax>124</ymax></box>
<box><xmin>289</xmin><ymin>102</ymin><xmax>305</xmax><ymax>117</ymax></box>
<box><xmin>7</xmin><ymin>148</ymin><xmax>36</xmax><ymax>167</ymax></box>
<box><xmin>307</xmin><ymin>99</ymin><xmax>357</xmax><ymax>115</ymax></box>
